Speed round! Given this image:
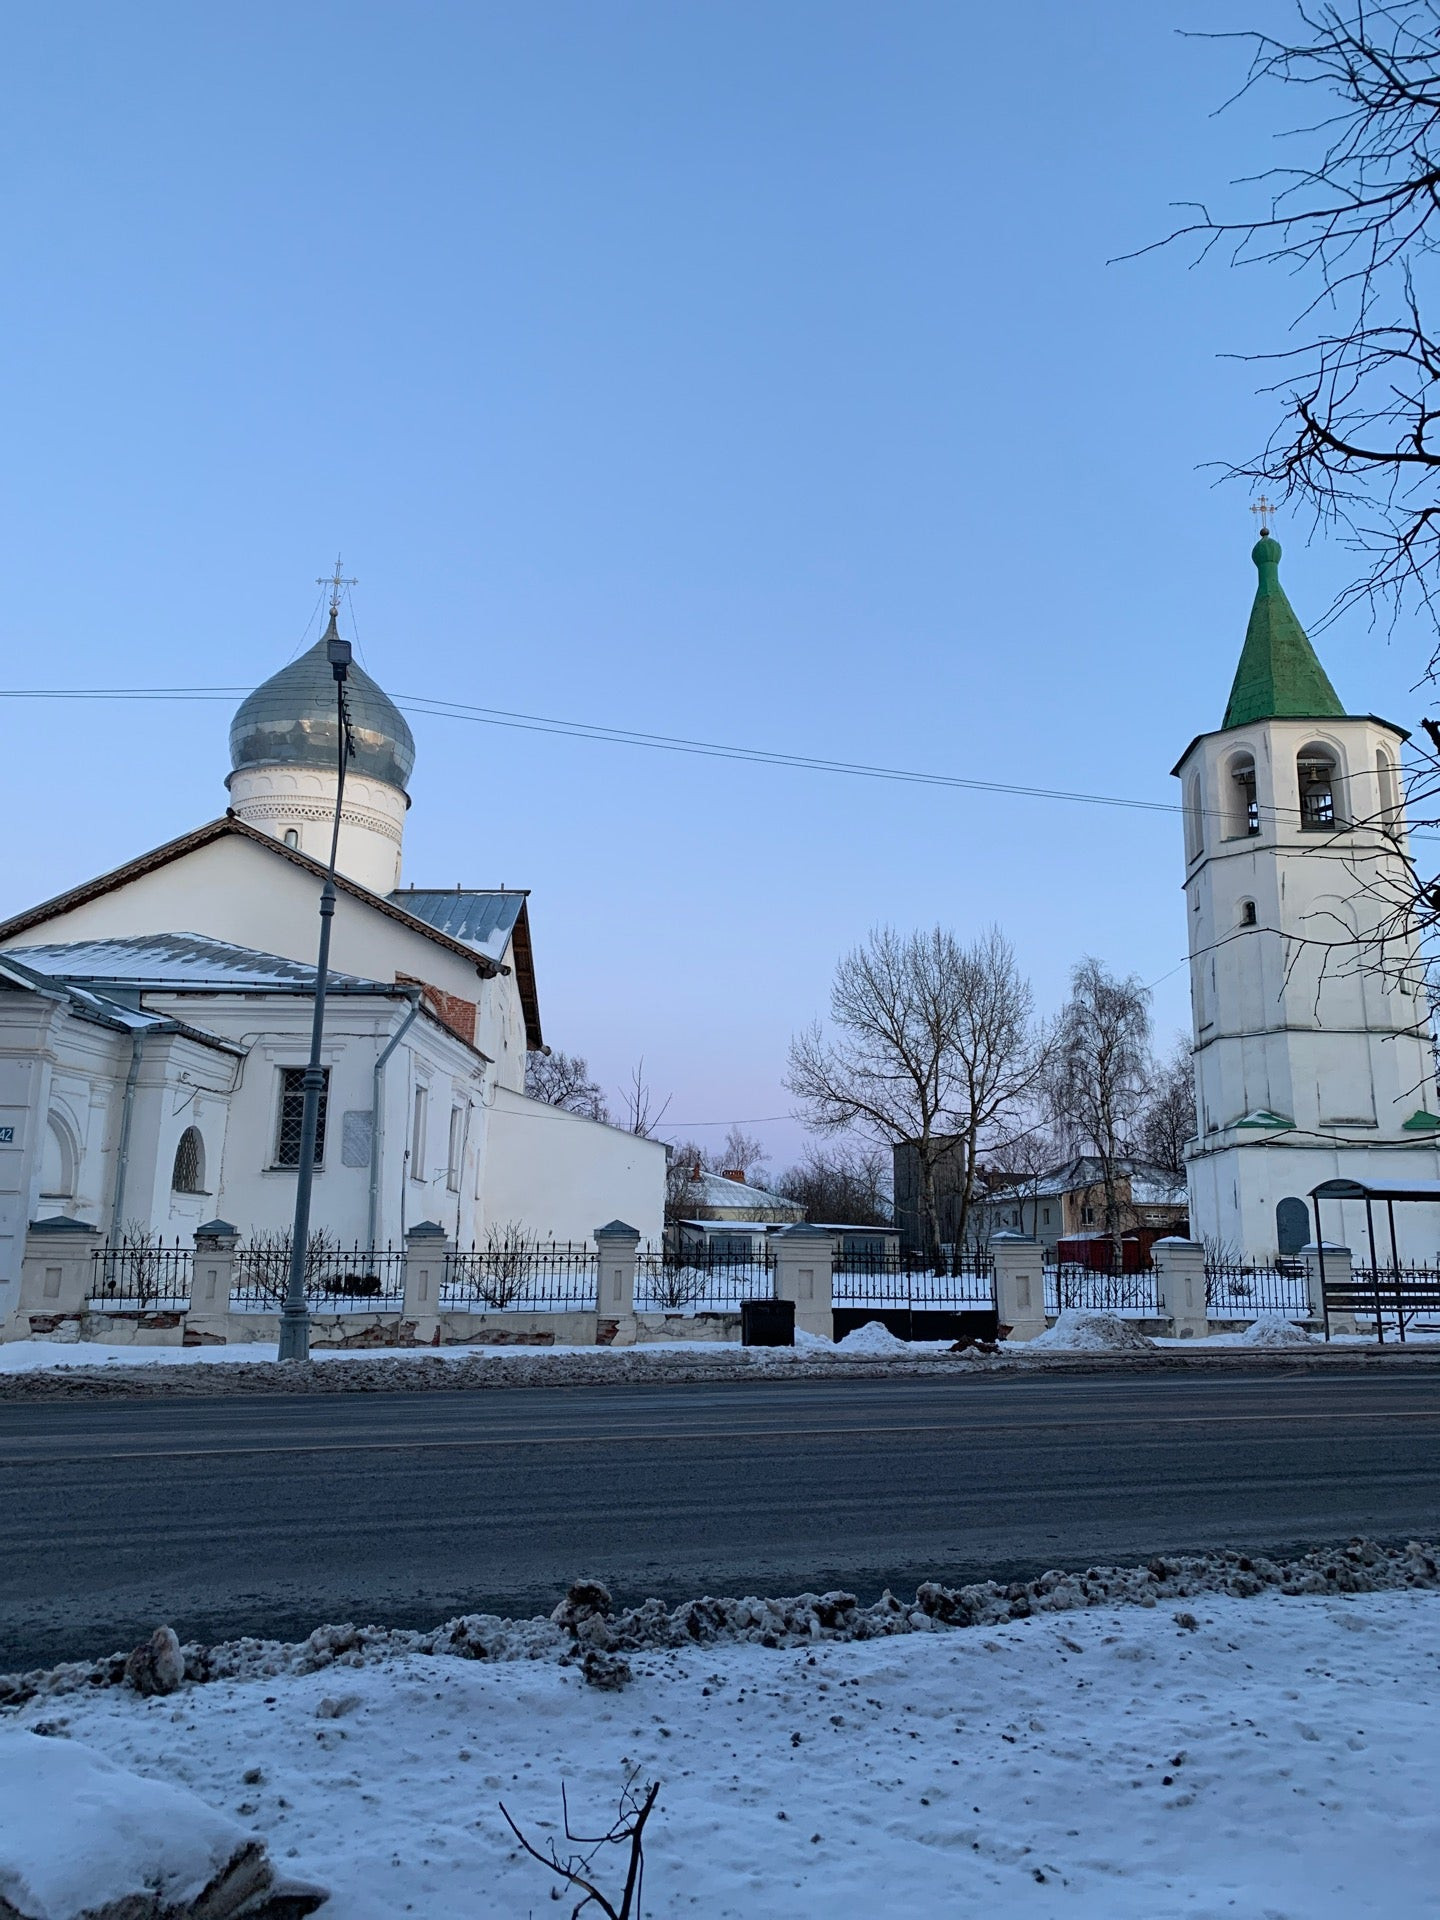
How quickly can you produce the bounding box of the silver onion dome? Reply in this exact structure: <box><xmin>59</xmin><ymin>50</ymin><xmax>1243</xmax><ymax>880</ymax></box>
<box><xmin>227</xmin><ymin>611</ymin><xmax>416</xmax><ymax>792</ymax></box>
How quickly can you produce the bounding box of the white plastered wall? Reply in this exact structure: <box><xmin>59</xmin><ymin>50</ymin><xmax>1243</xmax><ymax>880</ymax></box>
<box><xmin>479</xmin><ymin>1086</ymin><xmax>665</xmax><ymax>1245</ymax></box>
<box><xmin>1177</xmin><ymin>712</ymin><xmax>1440</xmax><ymax>1259</ymax></box>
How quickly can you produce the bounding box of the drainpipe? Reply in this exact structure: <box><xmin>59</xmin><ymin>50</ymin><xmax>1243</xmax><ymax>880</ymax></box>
<box><xmin>110</xmin><ymin>1031</ymin><xmax>147</xmax><ymax>1232</ymax></box>
<box><xmin>367</xmin><ymin>988</ymin><xmax>423</xmax><ymax>1249</ymax></box>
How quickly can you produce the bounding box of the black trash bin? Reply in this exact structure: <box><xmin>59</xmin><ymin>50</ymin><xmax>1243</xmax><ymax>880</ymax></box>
<box><xmin>741</xmin><ymin>1298</ymin><xmax>795</xmax><ymax>1347</ymax></box>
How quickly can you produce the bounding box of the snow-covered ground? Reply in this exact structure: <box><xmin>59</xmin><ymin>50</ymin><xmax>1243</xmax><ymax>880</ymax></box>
<box><xmin>9</xmin><ymin>1589</ymin><xmax>1437</xmax><ymax>1918</ymax></box>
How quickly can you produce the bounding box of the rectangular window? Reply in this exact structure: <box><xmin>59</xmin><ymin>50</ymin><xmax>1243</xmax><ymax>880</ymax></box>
<box><xmin>1042</xmin><ymin>1207</ymin><xmax>1051</xmax><ymax>1226</ymax></box>
<box><xmin>275</xmin><ymin>1066</ymin><xmax>329</xmax><ymax>1167</ymax></box>
<box><xmin>411</xmin><ymin>1084</ymin><xmax>428</xmax><ymax>1180</ymax></box>
<box><xmin>447</xmin><ymin>1104</ymin><xmax>465</xmax><ymax>1191</ymax></box>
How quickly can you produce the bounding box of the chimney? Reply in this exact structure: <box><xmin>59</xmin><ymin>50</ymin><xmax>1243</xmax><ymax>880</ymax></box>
<box><xmin>722</xmin><ymin>1169</ymin><xmax>746</xmax><ymax>1183</ymax></box>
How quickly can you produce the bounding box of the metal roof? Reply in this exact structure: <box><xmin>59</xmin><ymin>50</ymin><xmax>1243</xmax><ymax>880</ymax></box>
<box><xmin>7</xmin><ymin>932</ymin><xmax>378</xmax><ymax>992</ymax></box>
<box><xmin>1311</xmin><ymin>1177</ymin><xmax>1440</xmax><ymax>1203</ymax></box>
<box><xmin>389</xmin><ymin>890</ymin><xmax>527</xmax><ymax>964</ymax></box>
<box><xmin>228</xmin><ymin>615</ymin><xmax>416</xmax><ymax>792</ymax></box>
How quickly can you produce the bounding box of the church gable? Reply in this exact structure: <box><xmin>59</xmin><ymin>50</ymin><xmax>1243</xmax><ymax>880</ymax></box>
<box><xmin>0</xmin><ymin>820</ymin><xmax>506</xmax><ymax>1006</ymax></box>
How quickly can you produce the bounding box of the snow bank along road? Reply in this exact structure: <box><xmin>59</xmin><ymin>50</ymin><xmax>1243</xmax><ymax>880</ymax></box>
<box><xmin>10</xmin><ymin>1590</ymin><xmax>1440</xmax><ymax>1917</ymax></box>
<box><xmin>3</xmin><ymin>1366</ymin><xmax>1438</xmax><ymax>1671</ymax></box>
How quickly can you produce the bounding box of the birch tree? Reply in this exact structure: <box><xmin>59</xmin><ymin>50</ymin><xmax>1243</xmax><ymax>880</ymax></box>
<box><xmin>1046</xmin><ymin>958</ymin><xmax>1153</xmax><ymax>1262</ymax></box>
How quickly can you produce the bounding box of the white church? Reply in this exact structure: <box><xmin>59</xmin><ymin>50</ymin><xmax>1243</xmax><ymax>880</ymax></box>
<box><xmin>0</xmin><ymin>601</ymin><xmax>664</xmax><ymax>1305</ymax></box>
<box><xmin>1175</xmin><ymin>525</ymin><xmax>1440</xmax><ymax>1263</ymax></box>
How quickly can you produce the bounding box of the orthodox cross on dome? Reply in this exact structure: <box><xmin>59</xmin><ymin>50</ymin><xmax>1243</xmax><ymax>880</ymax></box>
<box><xmin>1250</xmin><ymin>495</ymin><xmax>1280</xmax><ymax>536</ymax></box>
<box><xmin>317</xmin><ymin>554</ymin><xmax>357</xmax><ymax>619</ymax></box>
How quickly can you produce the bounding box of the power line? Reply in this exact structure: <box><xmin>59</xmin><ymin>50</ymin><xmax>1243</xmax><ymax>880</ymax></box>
<box><xmin>0</xmin><ymin>681</ymin><xmax>1428</xmax><ymax>835</ymax></box>
<box><xmin>0</xmin><ymin>682</ymin><xmax>1190</xmax><ymax>821</ymax></box>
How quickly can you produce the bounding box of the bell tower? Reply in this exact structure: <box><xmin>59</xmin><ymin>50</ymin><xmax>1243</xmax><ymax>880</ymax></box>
<box><xmin>1172</xmin><ymin>525</ymin><xmax>1440</xmax><ymax>1262</ymax></box>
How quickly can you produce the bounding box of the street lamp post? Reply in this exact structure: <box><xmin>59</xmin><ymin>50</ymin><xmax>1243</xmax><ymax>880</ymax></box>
<box><xmin>277</xmin><ymin>604</ymin><xmax>354</xmax><ymax>1364</ymax></box>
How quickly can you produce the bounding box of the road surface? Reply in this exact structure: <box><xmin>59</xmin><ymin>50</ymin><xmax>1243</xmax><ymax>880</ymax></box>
<box><xmin>3</xmin><ymin>1365</ymin><xmax>1438</xmax><ymax>1670</ymax></box>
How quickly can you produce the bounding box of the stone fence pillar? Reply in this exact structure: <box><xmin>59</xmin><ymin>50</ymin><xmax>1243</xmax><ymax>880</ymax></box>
<box><xmin>1152</xmin><ymin>1237</ymin><xmax>1208</xmax><ymax>1339</ymax></box>
<box><xmin>11</xmin><ymin>1217</ymin><xmax>100</xmax><ymax>1340</ymax></box>
<box><xmin>595</xmin><ymin>1220</ymin><xmax>640</xmax><ymax>1346</ymax></box>
<box><xmin>1304</xmin><ymin>1241</ymin><xmax>1355</xmax><ymax>1336</ymax></box>
<box><xmin>990</xmin><ymin>1232</ymin><xmax>1045</xmax><ymax>1341</ymax></box>
<box><xmin>773</xmin><ymin>1225</ymin><xmax>834</xmax><ymax>1341</ymax></box>
<box><xmin>187</xmin><ymin>1219</ymin><xmax>240</xmax><ymax>1343</ymax></box>
<box><xmin>404</xmin><ymin>1220</ymin><xmax>453</xmax><ymax>1344</ymax></box>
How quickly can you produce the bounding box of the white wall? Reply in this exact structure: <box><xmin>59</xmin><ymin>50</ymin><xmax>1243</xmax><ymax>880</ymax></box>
<box><xmin>1177</xmin><ymin>712</ymin><xmax>1440</xmax><ymax>1257</ymax></box>
<box><xmin>480</xmin><ymin>1086</ymin><xmax>665</xmax><ymax>1245</ymax></box>
<box><xmin>1</xmin><ymin>833</ymin><xmax>494</xmax><ymax>1022</ymax></box>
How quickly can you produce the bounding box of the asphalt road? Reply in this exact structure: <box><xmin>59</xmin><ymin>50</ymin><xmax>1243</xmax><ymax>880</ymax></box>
<box><xmin>3</xmin><ymin>1365</ymin><xmax>1439</xmax><ymax>1671</ymax></box>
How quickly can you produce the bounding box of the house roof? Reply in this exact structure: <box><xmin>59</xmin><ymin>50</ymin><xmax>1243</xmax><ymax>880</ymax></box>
<box><xmin>981</xmin><ymin>1155</ymin><xmax>1186</xmax><ymax>1206</ymax></box>
<box><xmin>0</xmin><ymin>816</ymin><xmax>545</xmax><ymax>1044</ymax></box>
<box><xmin>1223</xmin><ymin>536</ymin><xmax>1345</xmax><ymax>730</ymax></box>
<box><xmin>7</xmin><ymin>932</ymin><xmax>378</xmax><ymax>992</ymax></box>
<box><xmin>682</xmin><ymin>1169</ymin><xmax>805</xmax><ymax>1215</ymax></box>
<box><xmin>0</xmin><ymin>951</ymin><xmax>244</xmax><ymax>1053</ymax></box>
<box><xmin>390</xmin><ymin>889</ymin><xmax>542</xmax><ymax>1048</ymax></box>
<box><xmin>391</xmin><ymin>889</ymin><xmax>525</xmax><ymax>962</ymax></box>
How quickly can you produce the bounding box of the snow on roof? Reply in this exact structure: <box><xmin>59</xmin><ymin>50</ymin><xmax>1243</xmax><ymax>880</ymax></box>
<box><xmin>684</xmin><ymin>1170</ymin><xmax>804</xmax><ymax>1213</ymax></box>
<box><xmin>390</xmin><ymin>890</ymin><xmax>526</xmax><ymax>964</ymax></box>
<box><xmin>7</xmin><ymin>933</ymin><xmax>378</xmax><ymax>992</ymax></box>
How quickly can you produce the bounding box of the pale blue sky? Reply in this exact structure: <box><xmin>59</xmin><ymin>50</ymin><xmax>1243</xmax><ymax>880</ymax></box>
<box><xmin>0</xmin><ymin>2</ymin><xmax>1422</xmax><ymax>1161</ymax></box>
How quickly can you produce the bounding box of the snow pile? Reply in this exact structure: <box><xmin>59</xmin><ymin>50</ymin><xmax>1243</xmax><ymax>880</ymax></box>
<box><xmin>0</xmin><ymin>1727</ymin><xmax>322</xmax><ymax>1918</ymax></box>
<box><xmin>1238</xmin><ymin>1314</ymin><xmax>1318</xmax><ymax>1348</ymax></box>
<box><xmin>835</xmin><ymin>1320</ymin><xmax>909</xmax><ymax>1356</ymax></box>
<box><xmin>1029</xmin><ymin>1309</ymin><xmax>1155</xmax><ymax>1353</ymax></box>
<box><xmin>7</xmin><ymin>1594</ymin><xmax>1440</xmax><ymax>1917</ymax></box>
<box><xmin>5</xmin><ymin>1540</ymin><xmax>1439</xmax><ymax>1710</ymax></box>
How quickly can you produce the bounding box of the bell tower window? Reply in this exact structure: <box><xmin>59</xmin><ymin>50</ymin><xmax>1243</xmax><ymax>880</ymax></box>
<box><xmin>1184</xmin><ymin>775</ymin><xmax>1204</xmax><ymax>862</ymax></box>
<box><xmin>283</xmin><ymin>828</ymin><xmax>300</xmax><ymax>849</ymax></box>
<box><xmin>1298</xmin><ymin>745</ymin><xmax>1341</xmax><ymax>829</ymax></box>
<box><xmin>1226</xmin><ymin>753</ymin><xmax>1259</xmax><ymax>838</ymax></box>
<box><xmin>1239</xmin><ymin>899</ymin><xmax>1257</xmax><ymax>926</ymax></box>
<box><xmin>1376</xmin><ymin>748</ymin><xmax>1400</xmax><ymax>831</ymax></box>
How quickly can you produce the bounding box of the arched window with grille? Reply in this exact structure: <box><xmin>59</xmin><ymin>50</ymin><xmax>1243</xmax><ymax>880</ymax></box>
<box><xmin>1297</xmin><ymin>743</ymin><xmax>1343</xmax><ymax>829</ymax></box>
<box><xmin>171</xmin><ymin>1126</ymin><xmax>205</xmax><ymax>1194</ymax></box>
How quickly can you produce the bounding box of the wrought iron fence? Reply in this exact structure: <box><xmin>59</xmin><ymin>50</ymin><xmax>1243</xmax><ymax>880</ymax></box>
<box><xmin>1204</xmin><ymin>1261</ymin><xmax>1311</xmax><ymax>1317</ymax></box>
<box><xmin>230</xmin><ymin>1245</ymin><xmax>407</xmax><ymax>1313</ymax></box>
<box><xmin>1344</xmin><ymin>1265</ymin><xmax>1440</xmax><ymax>1339</ymax></box>
<box><xmin>834</xmin><ymin>1244</ymin><xmax>993</xmax><ymax>1307</ymax></box>
<box><xmin>444</xmin><ymin>1241</ymin><xmax>599</xmax><ymax>1312</ymax></box>
<box><xmin>89</xmin><ymin>1242</ymin><xmax>193</xmax><ymax>1312</ymax></box>
<box><xmin>1046</xmin><ymin>1262</ymin><xmax>1160</xmax><ymax>1315</ymax></box>
<box><xmin>636</xmin><ymin>1245</ymin><xmax>775</xmax><ymax>1312</ymax></box>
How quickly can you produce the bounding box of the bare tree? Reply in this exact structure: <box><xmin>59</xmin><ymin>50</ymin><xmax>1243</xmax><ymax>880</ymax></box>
<box><xmin>1150</xmin><ymin>5</ymin><xmax>1440</xmax><ymax>657</ymax></box>
<box><xmin>1046</xmin><ymin>958</ymin><xmax>1153</xmax><ymax>1263</ymax></box>
<box><xmin>716</xmin><ymin>1123</ymin><xmax>769</xmax><ymax>1183</ymax></box>
<box><xmin>501</xmin><ymin>1772</ymin><xmax>659</xmax><ymax>1919</ymax></box>
<box><xmin>787</xmin><ymin>926</ymin><xmax>1041</xmax><ymax>1266</ymax></box>
<box><xmin>234</xmin><ymin>1226</ymin><xmax>341</xmax><ymax>1305</ymax></box>
<box><xmin>774</xmin><ymin>1141</ymin><xmax>894</xmax><ymax>1226</ymax></box>
<box><xmin>1136</xmin><ymin>1037</ymin><xmax>1197</xmax><ymax>1192</ymax></box>
<box><xmin>788</xmin><ymin>927</ymin><xmax>968</xmax><ymax>1265</ymax></box>
<box><xmin>618</xmin><ymin>1060</ymin><xmax>671</xmax><ymax>1139</ymax></box>
<box><xmin>527</xmin><ymin>1049</ymin><xmax>611</xmax><ymax>1123</ymax></box>
<box><xmin>979</xmin><ymin>1118</ymin><xmax>1062</xmax><ymax>1240</ymax></box>
<box><xmin>940</xmin><ymin>928</ymin><xmax>1051</xmax><ymax>1266</ymax></box>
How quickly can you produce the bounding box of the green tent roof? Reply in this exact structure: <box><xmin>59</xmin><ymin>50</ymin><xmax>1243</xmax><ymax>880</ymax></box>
<box><xmin>1222</xmin><ymin>536</ymin><xmax>1345</xmax><ymax>729</ymax></box>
